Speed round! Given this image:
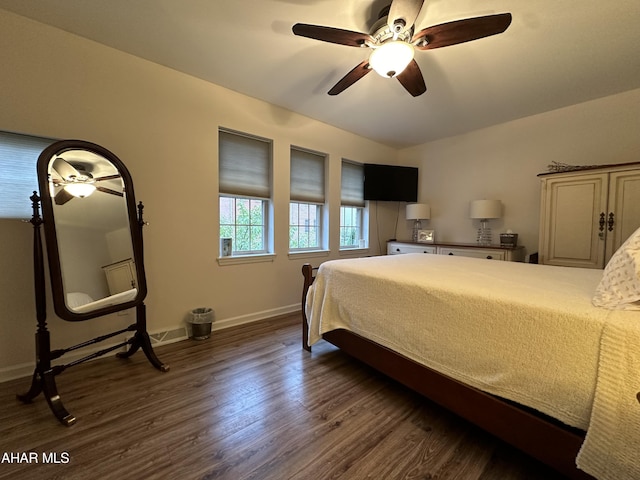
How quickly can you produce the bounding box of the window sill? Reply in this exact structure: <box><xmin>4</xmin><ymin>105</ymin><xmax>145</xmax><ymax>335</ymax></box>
<box><xmin>288</xmin><ymin>250</ymin><xmax>330</xmax><ymax>261</ymax></box>
<box><xmin>339</xmin><ymin>248</ymin><xmax>369</xmax><ymax>258</ymax></box>
<box><xmin>217</xmin><ymin>253</ymin><xmax>276</xmax><ymax>266</ymax></box>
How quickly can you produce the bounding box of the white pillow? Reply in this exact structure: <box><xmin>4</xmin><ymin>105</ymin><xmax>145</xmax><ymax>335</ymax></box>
<box><xmin>66</xmin><ymin>291</ymin><xmax>95</xmax><ymax>309</ymax></box>
<box><xmin>592</xmin><ymin>227</ymin><xmax>640</xmax><ymax>310</ymax></box>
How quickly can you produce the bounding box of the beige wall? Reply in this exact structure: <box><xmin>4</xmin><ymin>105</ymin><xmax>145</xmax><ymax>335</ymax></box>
<box><xmin>1</xmin><ymin>8</ymin><xmax>639</xmax><ymax>380</ymax></box>
<box><xmin>0</xmin><ymin>10</ymin><xmax>398</xmax><ymax>378</ymax></box>
<box><xmin>398</xmin><ymin>89</ymin><xmax>640</xmax><ymax>256</ymax></box>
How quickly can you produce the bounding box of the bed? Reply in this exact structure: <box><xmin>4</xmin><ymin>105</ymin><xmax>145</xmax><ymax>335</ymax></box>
<box><xmin>301</xmin><ymin>232</ymin><xmax>640</xmax><ymax>480</ymax></box>
<box><xmin>66</xmin><ymin>288</ymin><xmax>138</xmax><ymax>313</ymax></box>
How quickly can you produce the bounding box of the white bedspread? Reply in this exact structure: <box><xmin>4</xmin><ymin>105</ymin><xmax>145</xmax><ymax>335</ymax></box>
<box><xmin>305</xmin><ymin>254</ymin><xmax>639</xmax><ymax>478</ymax></box>
<box><xmin>577</xmin><ymin>317</ymin><xmax>640</xmax><ymax>480</ymax></box>
<box><xmin>68</xmin><ymin>288</ymin><xmax>138</xmax><ymax>313</ymax></box>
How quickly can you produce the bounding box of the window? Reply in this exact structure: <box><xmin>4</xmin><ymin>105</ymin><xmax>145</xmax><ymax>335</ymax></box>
<box><xmin>0</xmin><ymin>131</ymin><xmax>55</xmax><ymax>218</ymax></box>
<box><xmin>340</xmin><ymin>205</ymin><xmax>361</xmax><ymax>248</ymax></box>
<box><xmin>220</xmin><ymin>196</ymin><xmax>266</xmax><ymax>253</ymax></box>
<box><xmin>218</xmin><ymin>129</ymin><xmax>272</xmax><ymax>256</ymax></box>
<box><xmin>340</xmin><ymin>160</ymin><xmax>365</xmax><ymax>249</ymax></box>
<box><xmin>290</xmin><ymin>147</ymin><xmax>326</xmax><ymax>251</ymax></box>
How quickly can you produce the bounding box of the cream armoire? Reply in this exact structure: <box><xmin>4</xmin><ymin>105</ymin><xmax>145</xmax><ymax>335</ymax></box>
<box><xmin>538</xmin><ymin>163</ymin><xmax>640</xmax><ymax>269</ymax></box>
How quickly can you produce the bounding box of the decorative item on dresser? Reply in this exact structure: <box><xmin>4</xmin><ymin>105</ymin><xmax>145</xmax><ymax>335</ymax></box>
<box><xmin>538</xmin><ymin>161</ymin><xmax>640</xmax><ymax>268</ymax></box>
<box><xmin>387</xmin><ymin>240</ymin><xmax>525</xmax><ymax>262</ymax></box>
<box><xmin>406</xmin><ymin>203</ymin><xmax>430</xmax><ymax>242</ymax></box>
<box><xmin>470</xmin><ymin>199</ymin><xmax>502</xmax><ymax>245</ymax></box>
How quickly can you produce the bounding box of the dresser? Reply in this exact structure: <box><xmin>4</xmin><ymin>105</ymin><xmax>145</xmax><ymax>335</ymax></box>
<box><xmin>387</xmin><ymin>241</ymin><xmax>525</xmax><ymax>262</ymax></box>
<box><xmin>538</xmin><ymin>162</ymin><xmax>640</xmax><ymax>268</ymax></box>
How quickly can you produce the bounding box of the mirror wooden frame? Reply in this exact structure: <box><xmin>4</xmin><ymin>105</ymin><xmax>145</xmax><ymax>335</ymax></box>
<box><xmin>38</xmin><ymin>139</ymin><xmax>147</xmax><ymax>321</ymax></box>
<box><xmin>17</xmin><ymin>140</ymin><xmax>168</xmax><ymax>426</ymax></box>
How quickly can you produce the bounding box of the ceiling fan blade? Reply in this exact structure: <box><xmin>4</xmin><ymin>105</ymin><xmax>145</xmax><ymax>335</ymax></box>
<box><xmin>388</xmin><ymin>0</ymin><xmax>425</xmax><ymax>32</ymax></box>
<box><xmin>96</xmin><ymin>186</ymin><xmax>124</xmax><ymax>197</ymax></box>
<box><xmin>396</xmin><ymin>59</ymin><xmax>426</xmax><ymax>97</ymax></box>
<box><xmin>413</xmin><ymin>13</ymin><xmax>512</xmax><ymax>50</ymax></box>
<box><xmin>52</xmin><ymin>157</ymin><xmax>80</xmax><ymax>180</ymax></box>
<box><xmin>328</xmin><ymin>60</ymin><xmax>372</xmax><ymax>95</ymax></box>
<box><xmin>54</xmin><ymin>188</ymin><xmax>74</xmax><ymax>205</ymax></box>
<box><xmin>292</xmin><ymin>23</ymin><xmax>372</xmax><ymax>47</ymax></box>
<box><xmin>94</xmin><ymin>174</ymin><xmax>121</xmax><ymax>182</ymax></box>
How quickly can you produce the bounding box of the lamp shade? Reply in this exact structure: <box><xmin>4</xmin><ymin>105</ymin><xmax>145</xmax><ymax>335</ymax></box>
<box><xmin>406</xmin><ymin>203</ymin><xmax>430</xmax><ymax>220</ymax></box>
<box><xmin>369</xmin><ymin>41</ymin><xmax>414</xmax><ymax>78</ymax></box>
<box><xmin>65</xmin><ymin>182</ymin><xmax>96</xmax><ymax>198</ymax></box>
<box><xmin>470</xmin><ymin>200</ymin><xmax>501</xmax><ymax>219</ymax></box>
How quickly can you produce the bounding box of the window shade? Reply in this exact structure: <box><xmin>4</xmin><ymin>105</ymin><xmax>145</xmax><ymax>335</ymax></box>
<box><xmin>290</xmin><ymin>147</ymin><xmax>325</xmax><ymax>204</ymax></box>
<box><xmin>0</xmin><ymin>131</ymin><xmax>55</xmax><ymax>219</ymax></box>
<box><xmin>341</xmin><ymin>160</ymin><xmax>364</xmax><ymax>207</ymax></box>
<box><xmin>219</xmin><ymin>129</ymin><xmax>271</xmax><ymax>199</ymax></box>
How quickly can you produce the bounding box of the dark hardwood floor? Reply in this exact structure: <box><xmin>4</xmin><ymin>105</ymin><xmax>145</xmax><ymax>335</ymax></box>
<box><xmin>0</xmin><ymin>314</ymin><xmax>568</xmax><ymax>480</ymax></box>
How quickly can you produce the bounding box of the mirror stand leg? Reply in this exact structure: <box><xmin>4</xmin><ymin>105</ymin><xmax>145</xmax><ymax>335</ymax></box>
<box><xmin>17</xmin><ymin>330</ymin><xmax>76</xmax><ymax>426</ymax></box>
<box><xmin>17</xmin><ymin>370</ymin><xmax>75</xmax><ymax>426</ymax></box>
<box><xmin>116</xmin><ymin>303</ymin><xmax>169</xmax><ymax>372</ymax></box>
<box><xmin>117</xmin><ymin>338</ymin><xmax>140</xmax><ymax>358</ymax></box>
<box><xmin>41</xmin><ymin>370</ymin><xmax>76</xmax><ymax>426</ymax></box>
<box><xmin>139</xmin><ymin>331</ymin><xmax>170</xmax><ymax>372</ymax></box>
<box><xmin>17</xmin><ymin>370</ymin><xmax>75</xmax><ymax>425</ymax></box>
<box><xmin>16</xmin><ymin>369</ymin><xmax>42</xmax><ymax>403</ymax></box>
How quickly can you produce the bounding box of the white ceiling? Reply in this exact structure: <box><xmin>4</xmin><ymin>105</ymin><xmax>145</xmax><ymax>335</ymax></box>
<box><xmin>1</xmin><ymin>0</ymin><xmax>639</xmax><ymax>148</ymax></box>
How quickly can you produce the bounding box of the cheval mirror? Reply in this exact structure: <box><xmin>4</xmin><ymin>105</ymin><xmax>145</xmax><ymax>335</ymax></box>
<box><xmin>18</xmin><ymin>139</ymin><xmax>168</xmax><ymax>426</ymax></box>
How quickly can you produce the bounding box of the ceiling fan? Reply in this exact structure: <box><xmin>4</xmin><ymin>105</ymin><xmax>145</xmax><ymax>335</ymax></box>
<box><xmin>51</xmin><ymin>157</ymin><xmax>123</xmax><ymax>205</ymax></box>
<box><xmin>292</xmin><ymin>0</ymin><xmax>512</xmax><ymax>96</ymax></box>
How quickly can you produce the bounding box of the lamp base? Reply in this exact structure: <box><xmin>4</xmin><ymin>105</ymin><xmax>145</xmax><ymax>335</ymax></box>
<box><xmin>412</xmin><ymin>219</ymin><xmax>422</xmax><ymax>242</ymax></box>
<box><xmin>476</xmin><ymin>220</ymin><xmax>492</xmax><ymax>245</ymax></box>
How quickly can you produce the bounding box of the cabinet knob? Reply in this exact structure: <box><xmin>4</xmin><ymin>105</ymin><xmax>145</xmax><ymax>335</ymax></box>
<box><xmin>395</xmin><ymin>248</ymin><xmax>400</xmax><ymax>252</ymax></box>
<box><xmin>448</xmin><ymin>252</ymin><xmax>454</xmax><ymax>255</ymax></box>
<box><xmin>486</xmin><ymin>255</ymin><xmax>493</xmax><ymax>260</ymax></box>
<box><xmin>608</xmin><ymin>212</ymin><xmax>615</xmax><ymax>232</ymax></box>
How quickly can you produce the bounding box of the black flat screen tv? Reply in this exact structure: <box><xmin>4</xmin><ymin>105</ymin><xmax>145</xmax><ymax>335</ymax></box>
<box><xmin>363</xmin><ymin>163</ymin><xmax>418</xmax><ymax>202</ymax></box>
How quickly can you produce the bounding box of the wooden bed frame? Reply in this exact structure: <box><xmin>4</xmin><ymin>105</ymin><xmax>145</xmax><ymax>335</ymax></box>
<box><xmin>301</xmin><ymin>263</ymin><xmax>594</xmax><ymax>480</ymax></box>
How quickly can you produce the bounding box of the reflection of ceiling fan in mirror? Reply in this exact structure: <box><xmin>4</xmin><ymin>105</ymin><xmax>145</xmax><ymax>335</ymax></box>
<box><xmin>51</xmin><ymin>157</ymin><xmax>123</xmax><ymax>205</ymax></box>
<box><xmin>292</xmin><ymin>0</ymin><xmax>512</xmax><ymax>96</ymax></box>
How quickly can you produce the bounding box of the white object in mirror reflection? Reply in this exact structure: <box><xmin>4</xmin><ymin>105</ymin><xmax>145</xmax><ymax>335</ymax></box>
<box><xmin>406</xmin><ymin>203</ymin><xmax>431</xmax><ymax>242</ymax></box>
<box><xmin>470</xmin><ymin>200</ymin><xmax>502</xmax><ymax>245</ymax></box>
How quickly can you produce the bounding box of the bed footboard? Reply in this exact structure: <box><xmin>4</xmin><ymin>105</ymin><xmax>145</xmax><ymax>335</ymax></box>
<box><xmin>301</xmin><ymin>263</ymin><xmax>317</xmax><ymax>352</ymax></box>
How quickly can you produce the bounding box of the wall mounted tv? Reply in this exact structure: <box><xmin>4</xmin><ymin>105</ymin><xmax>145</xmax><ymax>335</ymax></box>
<box><xmin>363</xmin><ymin>163</ymin><xmax>419</xmax><ymax>202</ymax></box>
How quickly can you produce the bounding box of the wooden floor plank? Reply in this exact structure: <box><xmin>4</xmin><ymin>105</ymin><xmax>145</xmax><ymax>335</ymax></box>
<box><xmin>0</xmin><ymin>314</ymin><xmax>568</xmax><ymax>480</ymax></box>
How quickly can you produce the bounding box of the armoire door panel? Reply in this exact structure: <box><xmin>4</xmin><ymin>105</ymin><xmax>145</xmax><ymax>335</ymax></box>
<box><xmin>543</xmin><ymin>174</ymin><xmax>608</xmax><ymax>268</ymax></box>
<box><xmin>606</xmin><ymin>171</ymin><xmax>640</xmax><ymax>262</ymax></box>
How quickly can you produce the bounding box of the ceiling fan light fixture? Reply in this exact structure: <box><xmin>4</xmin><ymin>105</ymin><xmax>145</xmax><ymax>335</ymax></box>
<box><xmin>64</xmin><ymin>182</ymin><xmax>96</xmax><ymax>198</ymax></box>
<box><xmin>369</xmin><ymin>40</ymin><xmax>414</xmax><ymax>78</ymax></box>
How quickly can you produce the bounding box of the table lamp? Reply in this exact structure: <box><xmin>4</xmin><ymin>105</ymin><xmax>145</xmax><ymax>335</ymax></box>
<box><xmin>406</xmin><ymin>203</ymin><xmax>431</xmax><ymax>242</ymax></box>
<box><xmin>470</xmin><ymin>200</ymin><xmax>501</xmax><ymax>245</ymax></box>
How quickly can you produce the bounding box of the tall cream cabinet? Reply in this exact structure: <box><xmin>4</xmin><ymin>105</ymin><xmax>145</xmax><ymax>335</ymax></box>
<box><xmin>538</xmin><ymin>163</ymin><xmax>640</xmax><ymax>268</ymax></box>
<box><xmin>102</xmin><ymin>258</ymin><xmax>136</xmax><ymax>294</ymax></box>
